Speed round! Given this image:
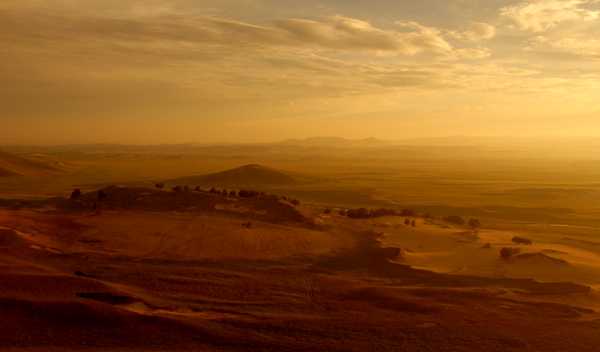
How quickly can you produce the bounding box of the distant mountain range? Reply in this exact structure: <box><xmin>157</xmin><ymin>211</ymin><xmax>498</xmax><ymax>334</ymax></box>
<box><xmin>3</xmin><ymin>135</ymin><xmax>600</xmax><ymax>154</ymax></box>
<box><xmin>277</xmin><ymin>137</ymin><xmax>389</xmax><ymax>148</ymax></box>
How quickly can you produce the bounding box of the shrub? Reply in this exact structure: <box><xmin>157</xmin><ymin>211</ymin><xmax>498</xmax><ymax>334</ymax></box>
<box><xmin>70</xmin><ymin>189</ymin><xmax>81</xmax><ymax>198</ymax></box>
<box><xmin>500</xmin><ymin>247</ymin><xmax>521</xmax><ymax>259</ymax></box>
<box><xmin>229</xmin><ymin>190</ymin><xmax>237</xmax><ymax>197</ymax></box>
<box><xmin>346</xmin><ymin>208</ymin><xmax>369</xmax><ymax>219</ymax></box>
<box><xmin>172</xmin><ymin>186</ymin><xmax>183</xmax><ymax>191</ymax></box>
<box><xmin>222</xmin><ymin>188</ymin><xmax>228</xmax><ymax>196</ymax></box>
<box><xmin>443</xmin><ymin>215</ymin><xmax>465</xmax><ymax>225</ymax></box>
<box><xmin>184</xmin><ymin>185</ymin><xmax>189</xmax><ymax>190</ymax></box>
<box><xmin>155</xmin><ymin>182</ymin><xmax>164</xmax><ymax>189</ymax></box>
<box><xmin>97</xmin><ymin>190</ymin><xmax>107</xmax><ymax>199</ymax></box>
<box><xmin>324</xmin><ymin>208</ymin><xmax>331</xmax><ymax>214</ymax></box>
<box><xmin>404</xmin><ymin>218</ymin><xmax>410</xmax><ymax>225</ymax></box>
<box><xmin>512</xmin><ymin>237</ymin><xmax>532</xmax><ymax>245</ymax></box>
<box><xmin>411</xmin><ymin>220</ymin><xmax>416</xmax><ymax>227</ymax></box>
<box><xmin>290</xmin><ymin>198</ymin><xmax>300</xmax><ymax>206</ymax></box>
<box><xmin>400</xmin><ymin>209</ymin><xmax>416</xmax><ymax>217</ymax></box>
<box><xmin>468</xmin><ymin>219</ymin><xmax>482</xmax><ymax>228</ymax></box>
<box><xmin>338</xmin><ymin>209</ymin><xmax>347</xmax><ymax>216</ymax></box>
<box><xmin>194</xmin><ymin>186</ymin><xmax>201</xmax><ymax>191</ymax></box>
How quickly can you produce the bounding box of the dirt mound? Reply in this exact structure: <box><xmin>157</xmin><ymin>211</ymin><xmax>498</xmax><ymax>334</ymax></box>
<box><xmin>239</xmin><ymin>195</ymin><xmax>307</xmax><ymax>223</ymax></box>
<box><xmin>0</xmin><ymin>150</ymin><xmax>67</xmax><ymax>177</ymax></box>
<box><xmin>171</xmin><ymin>164</ymin><xmax>302</xmax><ymax>186</ymax></box>
<box><xmin>514</xmin><ymin>252</ymin><xmax>570</xmax><ymax>266</ymax></box>
<box><xmin>64</xmin><ymin>185</ymin><xmax>308</xmax><ymax>225</ymax></box>
<box><xmin>0</xmin><ymin>228</ymin><xmax>28</xmax><ymax>248</ymax></box>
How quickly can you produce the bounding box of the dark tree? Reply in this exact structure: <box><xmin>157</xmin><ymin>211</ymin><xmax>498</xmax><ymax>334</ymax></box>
<box><xmin>184</xmin><ymin>185</ymin><xmax>189</xmax><ymax>190</ymax></box>
<box><xmin>468</xmin><ymin>219</ymin><xmax>482</xmax><ymax>228</ymax></box>
<box><xmin>512</xmin><ymin>237</ymin><xmax>532</xmax><ymax>245</ymax></box>
<box><xmin>229</xmin><ymin>190</ymin><xmax>237</xmax><ymax>197</ymax></box>
<box><xmin>500</xmin><ymin>247</ymin><xmax>521</xmax><ymax>259</ymax></box>
<box><xmin>172</xmin><ymin>186</ymin><xmax>183</xmax><ymax>191</ymax></box>
<box><xmin>70</xmin><ymin>189</ymin><xmax>81</xmax><ymax>198</ymax></box>
<box><xmin>97</xmin><ymin>190</ymin><xmax>107</xmax><ymax>199</ymax></box>
<box><xmin>210</xmin><ymin>187</ymin><xmax>217</xmax><ymax>194</ymax></box>
<box><xmin>194</xmin><ymin>186</ymin><xmax>201</xmax><ymax>191</ymax></box>
<box><xmin>155</xmin><ymin>182</ymin><xmax>164</xmax><ymax>189</ymax></box>
<box><xmin>404</xmin><ymin>218</ymin><xmax>410</xmax><ymax>225</ymax></box>
<box><xmin>338</xmin><ymin>209</ymin><xmax>347</xmax><ymax>216</ymax></box>
<box><xmin>324</xmin><ymin>208</ymin><xmax>332</xmax><ymax>214</ymax></box>
<box><xmin>290</xmin><ymin>198</ymin><xmax>300</xmax><ymax>206</ymax></box>
<box><xmin>411</xmin><ymin>220</ymin><xmax>416</xmax><ymax>227</ymax></box>
<box><xmin>222</xmin><ymin>188</ymin><xmax>228</xmax><ymax>196</ymax></box>
<box><xmin>400</xmin><ymin>209</ymin><xmax>416</xmax><ymax>217</ymax></box>
<box><xmin>443</xmin><ymin>215</ymin><xmax>465</xmax><ymax>225</ymax></box>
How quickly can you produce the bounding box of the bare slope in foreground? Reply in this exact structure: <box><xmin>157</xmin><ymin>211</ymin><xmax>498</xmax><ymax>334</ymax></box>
<box><xmin>1</xmin><ymin>196</ymin><xmax>600</xmax><ymax>351</ymax></box>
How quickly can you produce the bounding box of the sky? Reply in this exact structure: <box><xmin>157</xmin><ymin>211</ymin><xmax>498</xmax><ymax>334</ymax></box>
<box><xmin>1</xmin><ymin>0</ymin><xmax>600</xmax><ymax>144</ymax></box>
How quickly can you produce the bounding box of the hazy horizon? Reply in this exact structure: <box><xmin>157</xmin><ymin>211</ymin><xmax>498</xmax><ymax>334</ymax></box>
<box><xmin>3</xmin><ymin>133</ymin><xmax>600</xmax><ymax>147</ymax></box>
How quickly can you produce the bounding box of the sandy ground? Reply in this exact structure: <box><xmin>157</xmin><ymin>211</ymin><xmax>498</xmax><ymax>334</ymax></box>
<box><xmin>1</xmin><ymin>199</ymin><xmax>600</xmax><ymax>351</ymax></box>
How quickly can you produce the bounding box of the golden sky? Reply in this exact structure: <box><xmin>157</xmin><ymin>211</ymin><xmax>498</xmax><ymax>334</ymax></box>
<box><xmin>1</xmin><ymin>0</ymin><xmax>599</xmax><ymax>144</ymax></box>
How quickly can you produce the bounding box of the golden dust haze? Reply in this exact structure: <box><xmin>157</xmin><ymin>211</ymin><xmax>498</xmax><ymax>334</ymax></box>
<box><xmin>1</xmin><ymin>0</ymin><xmax>600</xmax><ymax>144</ymax></box>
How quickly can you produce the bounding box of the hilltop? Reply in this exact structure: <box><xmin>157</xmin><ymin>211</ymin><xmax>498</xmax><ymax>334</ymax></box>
<box><xmin>64</xmin><ymin>184</ymin><xmax>307</xmax><ymax>225</ymax></box>
<box><xmin>169</xmin><ymin>164</ymin><xmax>312</xmax><ymax>186</ymax></box>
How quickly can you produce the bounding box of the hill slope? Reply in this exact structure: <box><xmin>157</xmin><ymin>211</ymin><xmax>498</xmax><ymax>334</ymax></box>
<box><xmin>170</xmin><ymin>164</ymin><xmax>308</xmax><ymax>186</ymax></box>
<box><xmin>0</xmin><ymin>151</ymin><xmax>67</xmax><ymax>177</ymax></box>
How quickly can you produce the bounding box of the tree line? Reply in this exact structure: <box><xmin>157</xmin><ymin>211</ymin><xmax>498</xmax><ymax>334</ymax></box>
<box><xmin>162</xmin><ymin>183</ymin><xmax>301</xmax><ymax>206</ymax></box>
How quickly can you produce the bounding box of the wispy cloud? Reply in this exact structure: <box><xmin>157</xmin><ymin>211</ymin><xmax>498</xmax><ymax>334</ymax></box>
<box><xmin>446</xmin><ymin>22</ymin><xmax>497</xmax><ymax>42</ymax></box>
<box><xmin>501</xmin><ymin>0</ymin><xmax>600</xmax><ymax>32</ymax></box>
<box><xmin>527</xmin><ymin>35</ymin><xmax>600</xmax><ymax>59</ymax></box>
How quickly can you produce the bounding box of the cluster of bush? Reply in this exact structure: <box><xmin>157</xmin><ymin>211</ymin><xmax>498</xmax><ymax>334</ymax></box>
<box><xmin>70</xmin><ymin>189</ymin><xmax>107</xmax><ymax>200</ymax></box>
<box><xmin>442</xmin><ymin>215</ymin><xmax>482</xmax><ymax>228</ymax></box>
<box><xmin>164</xmin><ymin>184</ymin><xmax>301</xmax><ymax>206</ymax></box>
<box><xmin>342</xmin><ymin>207</ymin><xmax>420</xmax><ymax>219</ymax></box>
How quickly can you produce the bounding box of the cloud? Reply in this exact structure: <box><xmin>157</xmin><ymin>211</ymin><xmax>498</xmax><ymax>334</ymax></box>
<box><xmin>443</xmin><ymin>48</ymin><xmax>492</xmax><ymax>60</ymax></box>
<box><xmin>447</xmin><ymin>22</ymin><xmax>497</xmax><ymax>42</ymax></box>
<box><xmin>271</xmin><ymin>16</ymin><xmax>453</xmax><ymax>55</ymax></box>
<box><xmin>501</xmin><ymin>0</ymin><xmax>600</xmax><ymax>32</ymax></box>
<box><xmin>464</xmin><ymin>22</ymin><xmax>497</xmax><ymax>41</ymax></box>
<box><xmin>527</xmin><ymin>35</ymin><xmax>600</xmax><ymax>59</ymax></box>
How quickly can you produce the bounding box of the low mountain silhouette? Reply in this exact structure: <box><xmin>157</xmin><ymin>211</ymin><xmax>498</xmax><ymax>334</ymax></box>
<box><xmin>169</xmin><ymin>164</ymin><xmax>312</xmax><ymax>186</ymax></box>
<box><xmin>277</xmin><ymin>137</ymin><xmax>388</xmax><ymax>147</ymax></box>
<box><xmin>0</xmin><ymin>150</ymin><xmax>67</xmax><ymax>177</ymax></box>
